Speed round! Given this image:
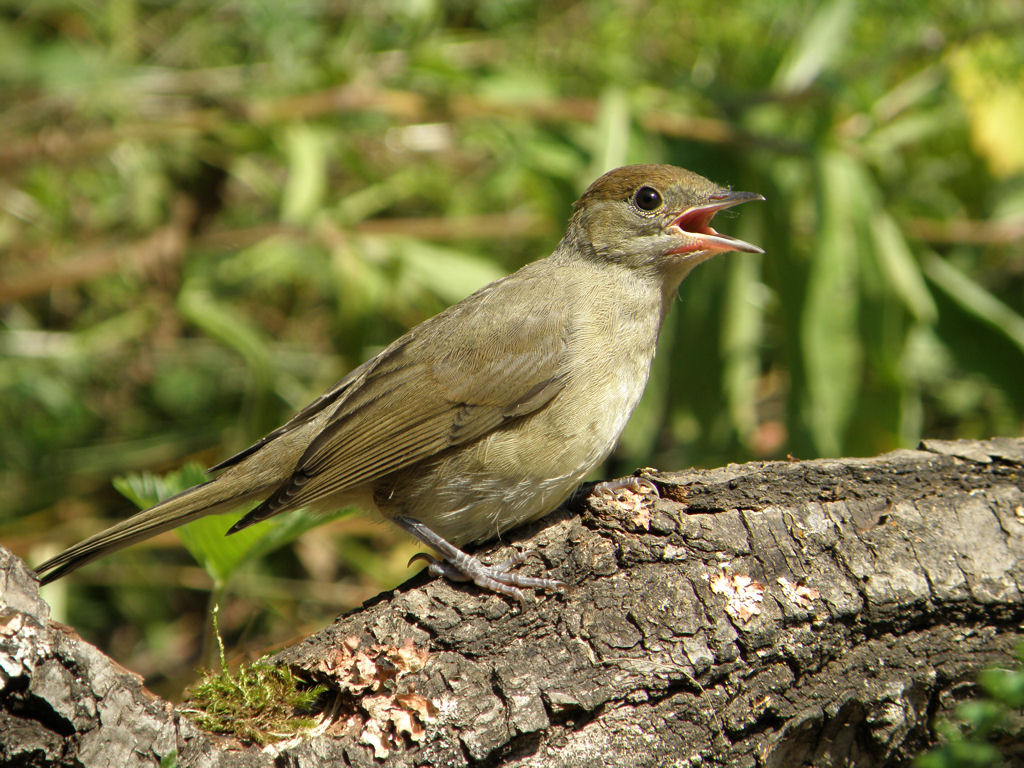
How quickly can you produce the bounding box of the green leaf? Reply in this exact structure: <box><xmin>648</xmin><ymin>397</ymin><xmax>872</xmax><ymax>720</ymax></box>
<box><xmin>280</xmin><ymin>123</ymin><xmax>329</xmax><ymax>224</ymax></box>
<box><xmin>979</xmin><ymin>665</ymin><xmax>1024</xmax><ymax>709</ymax></box>
<box><xmin>177</xmin><ymin>285</ymin><xmax>272</xmax><ymax>384</ymax></box>
<box><xmin>801</xmin><ymin>150</ymin><xmax>866</xmax><ymax>456</ymax></box>
<box><xmin>721</xmin><ymin>252</ymin><xmax>765</xmax><ymax>442</ymax></box>
<box><xmin>333</xmin><ymin>169</ymin><xmax>420</xmax><ymax>225</ymax></box>
<box><xmin>869</xmin><ymin>212</ymin><xmax>937</xmax><ymax>324</ymax></box>
<box><xmin>924</xmin><ymin>254</ymin><xmax>1024</xmax><ymax>356</ymax></box>
<box><xmin>175</xmin><ymin>512</ymin><xmax>267</xmax><ymax>589</ymax></box>
<box><xmin>393</xmin><ymin>238</ymin><xmax>506</xmax><ymax>304</ymax></box>
<box><xmin>773</xmin><ymin>0</ymin><xmax>855</xmax><ymax>91</ymax></box>
<box><xmin>238</xmin><ymin>506</ymin><xmax>352</xmax><ymax>565</ymax></box>
<box><xmin>915</xmin><ymin>739</ymin><xmax>1002</xmax><ymax>768</ymax></box>
<box><xmin>955</xmin><ymin>700</ymin><xmax>1005</xmax><ymax>734</ymax></box>
<box><xmin>592</xmin><ymin>86</ymin><xmax>631</xmax><ymax>178</ymax></box>
<box><xmin>113</xmin><ymin>462</ymin><xmax>209</xmax><ymax>509</ymax></box>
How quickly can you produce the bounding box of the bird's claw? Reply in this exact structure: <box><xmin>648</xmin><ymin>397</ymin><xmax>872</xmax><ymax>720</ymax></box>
<box><xmin>422</xmin><ymin>556</ymin><xmax>563</xmax><ymax>602</ymax></box>
<box><xmin>410</xmin><ymin>549</ymin><xmax>563</xmax><ymax>601</ymax></box>
<box><xmin>398</xmin><ymin>515</ymin><xmax>563</xmax><ymax>602</ymax></box>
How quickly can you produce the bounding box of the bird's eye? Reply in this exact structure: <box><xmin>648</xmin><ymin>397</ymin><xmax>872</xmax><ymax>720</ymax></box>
<box><xmin>633</xmin><ymin>186</ymin><xmax>663</xmax><ymax>212</ymax></box>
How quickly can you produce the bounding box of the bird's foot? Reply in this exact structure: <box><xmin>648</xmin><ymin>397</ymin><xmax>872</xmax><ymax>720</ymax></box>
<box><xmin>397</xmin><ymin>516</ymin><xmax>563</xmax><ymax>602</ymax></box>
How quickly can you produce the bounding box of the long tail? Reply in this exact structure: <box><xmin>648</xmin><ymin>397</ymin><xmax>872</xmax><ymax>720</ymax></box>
<box><xmin>35</xmin><ymin>478</ymin><xmax>262</xmax><ymax>585</ymax></box>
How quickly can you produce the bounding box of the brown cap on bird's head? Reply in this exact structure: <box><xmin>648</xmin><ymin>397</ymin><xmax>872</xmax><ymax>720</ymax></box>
<box><xmin>572</xmin><ymin>164</ymin><xmax>720</xmax><ymax>213</ymax></box>
<box><xmin>568</xmin><ymin>164</ymin><xmax>764</xmax><ymax>264</ymax></box>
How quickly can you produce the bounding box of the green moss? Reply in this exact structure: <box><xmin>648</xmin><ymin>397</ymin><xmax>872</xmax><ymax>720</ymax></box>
<box><xmin>180</xmin><ymin>608</ymin><xmax>327</xmax><ymax>745</ymax></box>
<box><xmin>183</xmin><ymin>661</ymin><xmax>327</xmax><ymax>745</ymax></box>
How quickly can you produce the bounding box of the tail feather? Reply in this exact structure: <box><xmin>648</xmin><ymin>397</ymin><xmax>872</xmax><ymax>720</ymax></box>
<box><xmin>35</xmin><ymin>479</ymin><xmax>261</xmax><ymax>585</ymax></box>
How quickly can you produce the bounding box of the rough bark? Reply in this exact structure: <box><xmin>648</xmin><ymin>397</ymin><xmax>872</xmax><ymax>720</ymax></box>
<box><xmin>3</xmin><ymin>438</ymin><xmax>1024</xmax><ymax>767</ymax></box>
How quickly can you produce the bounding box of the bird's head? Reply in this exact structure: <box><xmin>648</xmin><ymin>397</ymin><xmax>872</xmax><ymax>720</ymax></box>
<box><xmin>566</xmin><ymin>164</ymin><xmax>764</xmax><ymax>274</ymax></box>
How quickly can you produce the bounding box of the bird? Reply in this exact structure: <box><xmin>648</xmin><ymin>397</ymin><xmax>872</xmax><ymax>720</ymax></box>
<box><xmin>35</xmin><ymin>164</ymin><xmax>763</xmax><ymax>600</ymax></box>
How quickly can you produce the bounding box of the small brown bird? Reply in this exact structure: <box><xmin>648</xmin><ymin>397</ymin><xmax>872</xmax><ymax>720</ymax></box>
<box><xmin>35</xmin><ymin>164</ymin><xmax>763</xmax><ymax>599</ymax></box>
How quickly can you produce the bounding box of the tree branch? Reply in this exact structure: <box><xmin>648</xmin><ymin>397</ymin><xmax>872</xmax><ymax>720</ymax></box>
<box><xmin>4</xmin><ymin>438</ymin><xmax>1024</xmax><ymax>767</ymax></box>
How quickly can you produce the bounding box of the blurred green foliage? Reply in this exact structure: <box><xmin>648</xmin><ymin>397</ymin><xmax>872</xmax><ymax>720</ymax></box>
<box><xmin>916</xmin><ymin>644</ymin><xmax>1024</xmax><ymax>767</ymax></box>
<box><xmin>2</xmin><ymin>0</ymin><xmax>1023</xmax><ymax>697</ymax></box>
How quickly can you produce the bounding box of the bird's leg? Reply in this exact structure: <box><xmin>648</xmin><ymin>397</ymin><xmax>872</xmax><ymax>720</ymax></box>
<box><xmin>395</xmin><ymin>515</ymin><xmax>563</xmax><ymax>601</ymax></box>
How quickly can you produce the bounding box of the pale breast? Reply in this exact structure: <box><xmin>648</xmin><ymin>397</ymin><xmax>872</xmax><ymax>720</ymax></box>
<box><xmin>551</xmin><ymin>298</ymin><xmax>658</xmax><ymax>476</ymax></box>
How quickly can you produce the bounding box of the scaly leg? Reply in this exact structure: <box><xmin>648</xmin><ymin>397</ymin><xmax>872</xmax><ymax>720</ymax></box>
<box><xmin>395</xmin><ymin>515</ymin><xmax>563</xmax><ymax>601</ymax></box>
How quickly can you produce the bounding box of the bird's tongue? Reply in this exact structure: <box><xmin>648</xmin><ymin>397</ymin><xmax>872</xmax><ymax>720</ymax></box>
<box><xmin>668</xmin><ymin>191</ymin><xmax>764</xmax><ymax>255</ymax></box>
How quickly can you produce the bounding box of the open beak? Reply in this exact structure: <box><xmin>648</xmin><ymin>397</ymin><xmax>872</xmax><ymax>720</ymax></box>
<box><xmin>667</xmin><ymin>190</ymin><xmax>765</xmax><ymax>255</ymax></box>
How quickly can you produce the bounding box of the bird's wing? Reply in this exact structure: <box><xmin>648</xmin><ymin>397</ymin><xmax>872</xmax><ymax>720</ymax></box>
<box><xmin>229</xmin><ymin>267</ymin><xmax>570</xmax><ymax>531</ymax></box>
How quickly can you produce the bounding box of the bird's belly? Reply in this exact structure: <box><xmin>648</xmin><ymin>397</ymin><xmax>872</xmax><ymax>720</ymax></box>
<box><xmin>374</xmin><ymin>348</ymin><xmax>653</xmax><ymax>546</ymax></box>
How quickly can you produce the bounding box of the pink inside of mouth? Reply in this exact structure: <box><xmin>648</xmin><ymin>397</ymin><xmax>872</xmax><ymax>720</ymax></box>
<box><xmin>667</xmin><ymin>208</ymin><xmax>725</xmax><ymax>253</ymax></box>
<box><xmin>673</xmin><ymin>208</ymin><xmax>719</xmax><ymax>238</ymax></box>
